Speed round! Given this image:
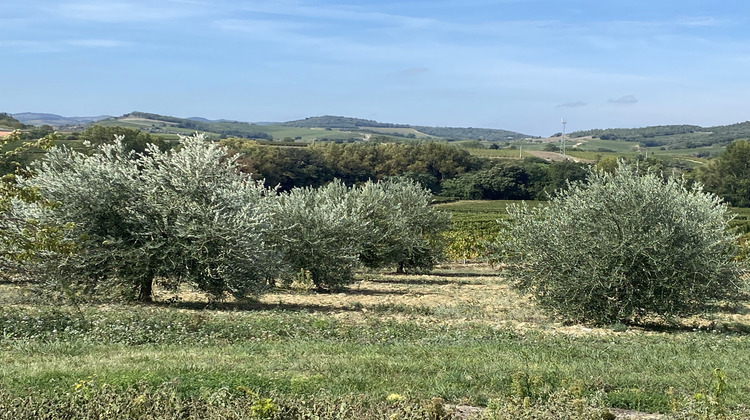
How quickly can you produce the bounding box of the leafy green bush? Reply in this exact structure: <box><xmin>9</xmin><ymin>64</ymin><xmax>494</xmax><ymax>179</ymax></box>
<box><xmin>494</xmin><ymin>163</ymin><xmax>743</xmax><ymax>325</ymax></box>
<box><xmin>270</xmin><ymin>179</ymin><xmax>448</xmax><ymax>289</ymax></box>
<box><xmin>0</xmin><ymin>131</ymin><xmax>71</xmax><ymax>276</ymax></box>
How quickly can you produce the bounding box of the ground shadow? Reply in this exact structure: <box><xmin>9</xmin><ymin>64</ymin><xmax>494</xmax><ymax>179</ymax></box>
<box><xmin>628</xmin><ymin>319</ymin><xmax>750</xmax><ymax>335</ymax></box>
<box><xmin>370</xmin><ymin>277</ymin><xmax>456</xmax><ymax>286</ymax></box>
<box><xmin>343</xmin><ymin>287</ymin><xmax>410</xmax><ymax>296</ymax></box>
<box><xmin>424</xmin><ymin>271</ymin><xmax>499</xmax><ymax>279</ymax></box>
<box><xmin>153</xmin><ymin>299</ymin><xmax>360</xmax><ymax>314</ymax></box>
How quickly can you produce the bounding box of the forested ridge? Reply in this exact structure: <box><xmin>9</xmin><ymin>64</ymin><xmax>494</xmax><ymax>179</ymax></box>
<box><xmin>571</xmin><ymin>121</ymin><xmax>750</xmax><ymax>148</ymax></box>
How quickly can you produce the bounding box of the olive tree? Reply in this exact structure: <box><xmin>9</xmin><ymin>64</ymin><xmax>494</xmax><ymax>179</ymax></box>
<box><xmin>269</xmin><ymin>180</ymin><xmax>365</xmax><ymax>290</ymax></box>
<box><xmin>494</xmin><ymin>163</ymin><xmax>743</xmax><ymax>325</ymax></box>
<box><xmin>269</xmin><ymin>178</ymin><xmax>449</xmax><ymax>289</ymax></box>
<box><xmin>355</xmin><ymin>178</ymin><xmax>449</xmax><ymax>273</ymax></box>
<box><xmin>0</xmin><ymin>131</ymin><xmax>71</xmax><ymax>277</ymax></box>
<box><xmin>14</xmin><ymin>134</ymin><xmax>275</xmax><ymax>301</ymax></box>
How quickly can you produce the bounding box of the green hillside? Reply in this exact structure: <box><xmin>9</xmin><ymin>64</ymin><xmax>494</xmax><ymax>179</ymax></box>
<box><xmin>93</xmin><ymin>113</ymin><xmax>410</xmax><ymax>143</ymax></box>
<box><xmin>570</xmin><ymin>121</ymin><xmax>750</xmax><ymax>149</ymax></box>
<box><xmin>0</xmin><ymin>113</ymin><xmax>27</xmax><ymax>130</ymax></box>
<box><xmin>96</xmin><ymin>112</ymin><xmax>274</xmax><ymax>140</ymax></box>
<box><xmin>280</xmin><ymin>115</ymin><xmax>531</xmax><ymax>141</ymax></box>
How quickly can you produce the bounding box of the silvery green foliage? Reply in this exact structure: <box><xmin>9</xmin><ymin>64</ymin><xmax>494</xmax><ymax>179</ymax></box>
<box><xmin>495</xmin><ymin>163</ymin><xmax>742</xmax><ymax>324</ymax></box>
<box><xmin>270</xmin><ymin>179</ymin><xmax>449</xmax><ymax>289</ymax></box>
<box><xmin>270</xmin><ymin>180</ymin><xmax>365</xmax><ymax>290</ymax></box>
<box><xmin>355</xmin><ymin>179</ymin><xmax>449</xmax><ymax>273</ymax></box>
<box><xmin>17</xmin><ymin>134</ymin><xmax>275</xmax><ymax>301</ymax></box>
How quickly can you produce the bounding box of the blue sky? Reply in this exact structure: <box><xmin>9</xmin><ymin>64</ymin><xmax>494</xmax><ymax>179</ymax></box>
<box><xmin>2</xmin><ymin>0</ymin><xmax>749</xmax><ymax>136</ymax></box>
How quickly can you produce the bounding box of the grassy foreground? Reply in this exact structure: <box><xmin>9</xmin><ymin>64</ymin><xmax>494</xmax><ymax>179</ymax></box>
<box><xmin>1</xmin><ymin>264</ymin><xmax>749</xmax><ymax>419</ymax></box>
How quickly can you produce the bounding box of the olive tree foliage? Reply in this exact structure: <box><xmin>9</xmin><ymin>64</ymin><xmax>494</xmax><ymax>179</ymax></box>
<box><xmin>0</xmin><ymin>131</ymin><xmax>72</xmax><ymax>277</ymax></box>
<box><xmin>355</xmin><ymin>178</ymin><xmax>449</xmax><ymax>273</ymax></box>
<box><xmin>13</xmin><ymin>134</ymin><xmax>275</xmax><ymax>301</ymax></box>
<box><xmin>270</xmin><ymin>181</ymin><xmax>365</xmax><ymax>290</ymax></box>
<box><xmin>269</xmin><ymin>178</ymin><xmax>449</xmax><ymax>290</ymax></box>
<box><xmin>494</xmin><ymin>163</ymin><xmax>743</xmax><ymax>325</ymax></box>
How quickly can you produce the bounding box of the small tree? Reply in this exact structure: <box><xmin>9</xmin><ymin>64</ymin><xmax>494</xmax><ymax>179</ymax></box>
<box><xmin>14</xmin><ymin>134</ymin><xmax>275</xmax><ymax>301</ymax></box>
<box><xmin>270</xmin><ymin>180</ymin><xmax>365</xmax><ymax>290</ymax></box>
<box><xmin>494</xmin><ymin>163</ymin><xmax>743</xmax><ymax>325</ymax></box>
<box><xmin>356</xmin><ymin>179</ymin><xmax>449</xmax><ymax>273</ymax></box>
<box><xmin>698</xmin><ymin>139</ymin><xmax>750</xmax><ymax>207</ymax></box>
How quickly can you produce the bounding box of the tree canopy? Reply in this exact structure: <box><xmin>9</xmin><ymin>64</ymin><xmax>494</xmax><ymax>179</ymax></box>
<box><xmin>698</xmin><ymin>139</ymin><xmax>750</xmax><ymax>207</ymax></box>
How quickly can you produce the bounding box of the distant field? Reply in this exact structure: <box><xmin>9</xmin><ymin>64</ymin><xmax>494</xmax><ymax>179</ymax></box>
<box><xmin>468</xmin><ymin>148</ymin><xmax>531</xmax><ymax>159</ymax></box>
<box><xmin>359</xmin><ymin>127</ymin><xmax>434</xmax><ymax>138</ymax></box>
<box><xmin>466</xmin><ymin>135</ymin><xmax>727</xmax><ymax>164</ymax></box>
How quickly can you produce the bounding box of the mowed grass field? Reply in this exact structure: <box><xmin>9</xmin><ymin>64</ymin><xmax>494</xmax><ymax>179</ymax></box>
<box><xmin>2</xmin><ymin>200</ymin><xmax>750</xmax><ymax>418</ymax></box>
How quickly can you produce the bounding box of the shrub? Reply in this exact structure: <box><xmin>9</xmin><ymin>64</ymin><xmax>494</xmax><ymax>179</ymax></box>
<box><xmin>0</xmin><ymin>131</ymin><xmax>71</xmax><ymax>276</ymax></box>
<box><xmin>494</xmin><ymin>163</ymin><xmax>743</xmax><ymax>325</ymax></box>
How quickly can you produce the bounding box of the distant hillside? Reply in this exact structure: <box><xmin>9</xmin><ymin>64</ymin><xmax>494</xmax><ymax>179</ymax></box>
<box><xmin>12</xmin><ymin>113</ymin><xmax>111</xmax><ymax>127</ymax></box>
<box><xmin>106</xmin><ymin>112</ymin><xmax>272</xmax><ymax>140</ymax></box>
<box><xmin>0</xmin><ymin>113</ymin><xmax>28</xmax><ymax>130</ymax></box>
<box><xmin>280</xmin><ymin>115</ymin><xmax>530</xmax><ymax>141</ymax></box>
<box><xmin>281</xmin><ymin>115</ymin><xmax>410</xmax><ymax>129</ymax></box>
<box><xmin>570</xmin><ymin>122</ymin><xmax>750</xmax><ymax>149</ymax></box>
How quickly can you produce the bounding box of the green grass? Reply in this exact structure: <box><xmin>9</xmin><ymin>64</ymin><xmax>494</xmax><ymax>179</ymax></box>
<box><xmin>2</xmin><ymin>261</ymin><xmax>749</xmax><ymax>417</ymax></box>
<box><xmin>2</xmin><ymin>298</ymin><xmax>750</xmax><ymax>409</ymax></box>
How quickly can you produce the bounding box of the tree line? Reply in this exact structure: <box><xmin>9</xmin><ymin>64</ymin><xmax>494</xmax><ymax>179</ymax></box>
<box><xmin>5</xmin><ymin>120</ymin><xmax>750</xmax><ymax>207</ymax></box>
<box><xmin>220</xmin><ymin>138</ymin><xmax>595</xmax><ymax>199</ymax></box>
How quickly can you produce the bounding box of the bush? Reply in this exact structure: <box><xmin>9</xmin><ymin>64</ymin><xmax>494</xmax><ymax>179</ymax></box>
<box><xmin>494</xmin><ymin>163</ymin><xmax>743</xmax><ymax>325</ymax></box>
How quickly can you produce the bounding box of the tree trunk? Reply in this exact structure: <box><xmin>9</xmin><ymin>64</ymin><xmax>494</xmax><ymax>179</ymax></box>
<box><xmin>138</xmin><ymin>275</ymin><xmax>154</xmax><ymax>302</ymax></box>
<box><xmin>396</xmin><ymin>262</ymin><xmax>405</xmax><ymax>274</ymax></box>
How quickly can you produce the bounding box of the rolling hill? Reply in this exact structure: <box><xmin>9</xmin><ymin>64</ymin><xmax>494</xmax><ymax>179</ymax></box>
<box><xmin>12</xmin><ymin>113</ymin><xmax>111</xmax><ymax>127</ymax></box>
<box><xmin>7</xmin><ymin>110</ymin><xmax>750</xmax><ymax>150</ymax></box>
<box><xmin>280</xmin><ymin>115</ymin><xmax>532</xmax><ymax>141</ymax></box>
<box><xmin>570</xmin><ymin>121</ymin><xmax>750</xmax><ymax>149</ymax></box>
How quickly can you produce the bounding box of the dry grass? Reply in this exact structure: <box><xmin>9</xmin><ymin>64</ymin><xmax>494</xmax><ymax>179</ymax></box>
<box><xmin>153</xmin><ymin>263</ymin><xmax>750</xmax><ymax>336</ymax></box>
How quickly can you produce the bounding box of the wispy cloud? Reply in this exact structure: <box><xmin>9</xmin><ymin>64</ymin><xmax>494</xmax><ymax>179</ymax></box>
<box><xmin>56</xmin><ymin>1</ymin><xmax>202</xmax><ymax>22</ymax></box>
<box><xmin>0</xmin><ymin>38</ymin><xmax>130</xmax><ymax>53</ymax></box>
<box><xmin>0</xmin><ymin>40</ymin><xmax>64</xmax><ymax>53</ymax></box>
<box><xmin>233</xmin><ymin>1</ymin><xmax>435</xmax><ymax>29</ymax></box>
<box><xmin>66</xmin><ymin>39</ymin><xmax>131</xmax><ymax>48</ymax></box>
<box><xmin>609</xmin><ymin>95</ymin><xmax>638</xmax><ymax>105</ymax></box>
<box><xmin>673</xmin><ymin>16</ymin><xmax>724</xmax><ymax>27</ymax></box>
<box><xmin>556</xmin><ymin>101</ymin><xmax>587</xmax><ymax>108</ymax></box>
<box><xmin>398</xmin><ymin>67</ymin><xmax>430</xmax><ymax>77</ymax></box>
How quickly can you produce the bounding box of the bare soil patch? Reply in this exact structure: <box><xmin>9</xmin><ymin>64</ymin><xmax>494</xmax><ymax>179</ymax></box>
<box><xmin>526</xmin><ymin>150</ymin><xmax>595</xmax><ymax>163</ymax></box>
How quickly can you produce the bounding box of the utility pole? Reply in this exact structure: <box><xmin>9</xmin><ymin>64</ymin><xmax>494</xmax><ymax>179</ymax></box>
<box><xmin>560</xmin><ymin>118</ymin><xmax>567</xmax><ymax>158</ymax></box>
